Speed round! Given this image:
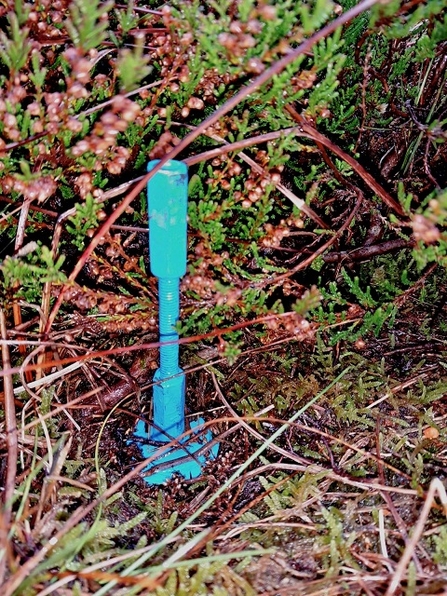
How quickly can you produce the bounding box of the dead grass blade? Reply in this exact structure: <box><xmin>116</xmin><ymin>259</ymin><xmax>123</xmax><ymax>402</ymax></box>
<box><xmin>385</xmin><ymin>477</ymin><xmax>447</xmax><ymax>595</ymax></box>
<box><xmin>0</xmin><ymin>309</ymin><xmax>18</xmax><ymax>585</ymax></box>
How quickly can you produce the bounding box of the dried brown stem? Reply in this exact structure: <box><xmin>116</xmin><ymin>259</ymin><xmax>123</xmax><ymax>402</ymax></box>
<box><xmin>211</xmin><ymin>371</ymin><xmax>311</xmax><ymax>467</ymax></box>
<box><xmin>200</xmin><ymin>129</ymin><xmax>330</xmax><ymax>229</ymax></box>
<box><xmin>12</xmin><ymin>199</ymin><xmax>34</xmax><ymax>383</ymax></box>
<box><xmin>385</xmin><ymin>478</ymin><xmax>447</xmax><ymax>595</ymax></box>
<box><xmin>4</xmin><ymin>311</ymin><xmax>306</xmax><ymax>379</ymax></box>
<box><xmin>183</xmin><ymin>128</ymin><xmax>300</xmax><ymax>167</ymax></box>
<box><xmin>375</xmin><ymin>419</ymin><xmax>424</xmax><ymax>574</ymax></box>
<box><xmin>323</xmin><ymin>238</ymin><xmax>414</xmax><ymax>262</ymax></box>
<box><xmin>263</xmin><ymin>188</ymin><xmax>364</xmax><ymax>287</ymax></box>
<box><xmin>284</xmin><ymin>104</ymin><xmax>406</xmax><ymax>217</ymax></box>
<box><xmin>0</xmin><ymin>310</ymin><xmax>17</xmax><ymax>585</ymax></box>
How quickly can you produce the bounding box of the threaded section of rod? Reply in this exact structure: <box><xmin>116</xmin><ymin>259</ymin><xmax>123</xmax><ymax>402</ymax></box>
<box><xmin>159</xmin><ymin>336</ymin><xmax>180</xmax><ymax>376</ymax></box>
<box><xmin>158</xmin><ymin>278</ymin><xmax>179</xmax><ymax>334</ymax></box>
<box><xmin>158</xmin><ymin>277</ymin><xmax>181</xmax><ymax>376</ymax></box>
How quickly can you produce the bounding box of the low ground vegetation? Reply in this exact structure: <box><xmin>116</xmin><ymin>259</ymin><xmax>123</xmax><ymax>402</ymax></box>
<box><xmin>1</xmin><ymin>0</ymin><xmax>447</xmax><ymax>594</ymax></box>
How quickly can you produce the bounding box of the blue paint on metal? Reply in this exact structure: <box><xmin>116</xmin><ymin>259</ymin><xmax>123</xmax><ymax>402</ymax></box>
<box><xmin>134</xmin><ymin>418</ymin><xmax>219</xmax><ymax>485</ymax></box>
<box><xmin>148</xmin><ymin>160</ymin><xmax>187</xmax><ymax>279</ymax></box>
<box><xmin>131</xmin><ymin>160</ymin><xmax>219</xmax><ymax>485</ymax></box>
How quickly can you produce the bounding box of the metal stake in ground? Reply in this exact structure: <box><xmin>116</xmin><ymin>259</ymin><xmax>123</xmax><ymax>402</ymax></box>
<box><xmin>133</xmin><ymin>159</ymin><xmax>219</xmax><ymax>484</ymax></box>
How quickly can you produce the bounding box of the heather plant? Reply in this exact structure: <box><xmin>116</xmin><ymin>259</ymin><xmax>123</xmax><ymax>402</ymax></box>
<box><xmin>1</xmin><ymin>1</ymin><xmax>447</xmax><ymax>595</ymax></box>
<box><xmin>0</xmin><ymin>0</ymin><xmax>446</xmax><ymax>337</ymax></box>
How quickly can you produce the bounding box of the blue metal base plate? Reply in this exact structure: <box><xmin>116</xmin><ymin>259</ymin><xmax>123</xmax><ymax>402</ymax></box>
<box><xmin>132</xmin><ymin>418</ymin><xmax>219</xmax><ymax>485</ymax></box>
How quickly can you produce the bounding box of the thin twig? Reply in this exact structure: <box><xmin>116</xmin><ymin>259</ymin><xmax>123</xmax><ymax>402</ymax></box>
<box><xmin>183</xmin><ymin>127</ymin><xmax>300</xmax><ymax>167</ymax></box>
<box><xmin>212</xmin><ymin>375</ymin><xmax>413</xmax><ymax>483</ymax></box>
<box><xmin>323</xmin><ymin>238</ymin><xmax>414</xmax><ymax>263</ymax></box>
<box><xmin>376</xmin><ymin>416</ymin><xmax>424</xmax><ymax>572</ymax></box>
<box><xmin>211</xmin><ymin>371</ymin><xmax>311</xmax><ymax>467</ymax></box>
<box><xmin>262</xmin><ymin>187</ymin><xmax>364</xmax><ymax>287</ymax></box>
<box><xmin>0</xmin><ymin>310</ymin><xmax>18</xmax><ymax>585</ymax></box>
<box><xmin>385</xmin><ymin>478</ymin><xmax>447</xmax><ymax>595</ymax></box>
<box><xmin>12</xmin><ymin>198</ymin><xmax>34</xmax><ymax>382</ymax></box>
<box><xmin>285</xmin><ymin>104</ymin><xmax>406</xmax><ymax>217</ymax></box>
<box><xmin>4</xmin><ymin>311</ymin><xmax>309</xmax><ymax>379</ymax></box>
<box><xmin>184</xmin><ymin>127</ymin><xmax>329</xmax><ymax>228</ymax></box>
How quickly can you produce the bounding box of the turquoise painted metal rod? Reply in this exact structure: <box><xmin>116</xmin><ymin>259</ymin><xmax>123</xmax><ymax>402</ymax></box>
<box><xmin>132</xmin><ymin>160</ymin><xmax>219</xmax><ymax>484</ymax></box>
<box><xmin>148</xmin><ymin>159</ymin><xmax>187</xmax><ymax>442</ymax></box>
